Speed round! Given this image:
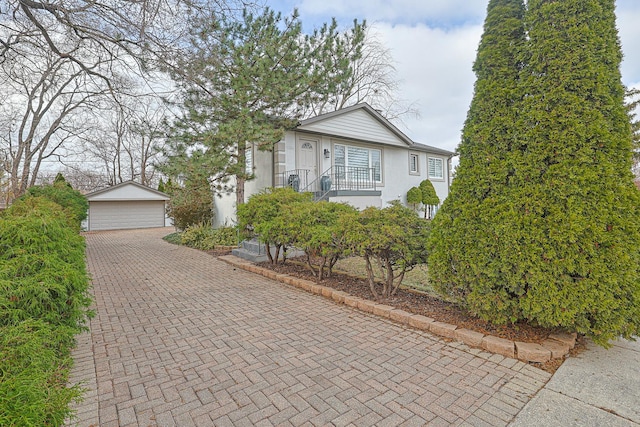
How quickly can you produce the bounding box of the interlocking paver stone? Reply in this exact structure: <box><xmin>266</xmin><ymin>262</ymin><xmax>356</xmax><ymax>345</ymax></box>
<box><xmin>66</xmin><ymin>228</ymin><xmax>551</xmax><ymax>426</ymax></box>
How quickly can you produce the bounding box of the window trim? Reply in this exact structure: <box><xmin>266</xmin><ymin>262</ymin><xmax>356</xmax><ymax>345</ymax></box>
<box><xmin>244</xmin><ymin>143</ymin><xmax>253</xmax><ymax>175</ymax></box>
<box><xmin>333</xmin><ymin>142</ymin><xmax>383</xmax><ymax>184</ymax></box>
<box><xmin>428</xmin><ymin>156</ymin><xmax>444</xmax><ymax>180</ymax></box>
<box><xmin>409</xmin><ymin>152</ymin><xmax>420</xmax><ymax>175</ymax></box>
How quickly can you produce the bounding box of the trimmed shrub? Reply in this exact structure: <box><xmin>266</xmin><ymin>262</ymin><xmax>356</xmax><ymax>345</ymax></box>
<box><xmin>0</xmin><ymin>320</ymin><xmax>81</xmax><ymax>426</ymax></box>
<box><xmin>0</xmin><ymin>197</ymin><xmax>92</xmax><ymax>332</ymax></box>
<box><xmin>0</xmin><ymin>195</ymin><xmax>92</xmax><ymax>424</ymax></box>
<box><xmin>289</xmin><ymin>201</ymin><xmax>357</xmax><ymax>281</ymax></box>
<box><xmin>237</xmin><ymin>187</ymin><xmax>312</xmax><ymax>264</ymax></box>
<box><xmin>406</xmin><ymin>186</ymin><xmax>422</xmax><ymax>212</ymax></box>
<box><xmin>181</xmin><ymin>224</ymin><xmax>238</xmax><ymax>250</ymax></box>
<box><xmin>22</xmin><ymin>179</ymin><xmax>88</xmax><ymax>227</ymax></box>
<box><xmin>344</xmin><ymin>202</ymin><xmax>431</xmax><ymax>299</ymax></box>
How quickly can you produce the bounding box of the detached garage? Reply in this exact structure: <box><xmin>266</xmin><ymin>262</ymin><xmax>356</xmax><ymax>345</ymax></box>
<box><xmin>86</xmin><ymin>181</ymin><xmax>170</xmax><ymax>231</ymax></box>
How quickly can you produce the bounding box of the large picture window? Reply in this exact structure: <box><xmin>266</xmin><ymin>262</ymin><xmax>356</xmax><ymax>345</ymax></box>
<box><xmin>428</xmin><ymin>157</ymin><xmax>444</xmax><ymax>180</ymax></box>
<box><xmin>334</xmin><ymin>144</ymin><xmax>382</xmax><ymax>182</ymax></box>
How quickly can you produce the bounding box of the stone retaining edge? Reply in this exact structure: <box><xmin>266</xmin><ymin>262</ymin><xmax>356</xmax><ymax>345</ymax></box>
<box><xmin>218</xmin><ymin>255</ymin><xmax>576</xmax><ymax>364</ymax></box>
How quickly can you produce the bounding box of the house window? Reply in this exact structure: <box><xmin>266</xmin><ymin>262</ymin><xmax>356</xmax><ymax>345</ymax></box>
<box><xmin>409</xmin><ymin>153</ymin><xmax>420</xmax><ymax>175</ymax></box>
<box><xmin>245</xmin><ymin>144</ymin><xmax>253</xmax><ymax>175</ymax></box>
<box><xmin>334</xmin><ymin>144</ymin><xmax>382</xmax><ymax>182</ymax></box>
<box><xmin>428</xmin><ymin>157</ymin><xmax>444</xmax><ymax>180</ymax></box>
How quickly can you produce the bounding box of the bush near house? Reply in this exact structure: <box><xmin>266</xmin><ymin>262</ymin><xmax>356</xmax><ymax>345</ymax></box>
<box><xmin>237</xmin><ymin>188</ymin><xmax>312</xmax><ymax>264</ymax></box>
<box><xmin>342</xmin><ymin>202</ymin><xmax>430</xmax><ymax>298</ymax></box>
<box><xmin>428</xmin><ymin>0</ymin><xmax>640</xmax><ymax>346</ymax></box>
<box><xmin>239</xmin><ymin>189</ymin><xmax>431</xmax><ymax>296</ymax></box>
<box><xmin>0</xmin><ymin>195</ymin><xmax>92</xmax><ymax>425</ymax></box>
<box><xmin>288</xmin><ymin>201</ymin><xmax>357</xmax><ymax>281</ymax></box>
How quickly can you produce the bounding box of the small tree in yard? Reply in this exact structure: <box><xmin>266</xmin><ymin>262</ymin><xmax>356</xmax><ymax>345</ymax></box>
<box><xmin>419</xmin><ymin>179</ymin><xmax>440</xmax><ymax>219</ymax></box>
<box><xmin>237</xmin><ymin>187</ymin><xmax>312</xmax><ymax>264</ymax></box>
<box><xmin>344</xmin><ymin>202</ymin><xmax>430</xmax><ymax>299</ymax></box>
<box><xmin>406</xmin><ymin>186</ymin><xmax>422</xmax><ymax>213</ymax></box>
<box><xmin>290</xmin><ymin>201</ymin><xmax>357</xmax><ymax>281</ymax></box>
<box><xmin>165</xmin><ymin>157</ymin><xmax>214</xmax><ymax>231</ymax></box>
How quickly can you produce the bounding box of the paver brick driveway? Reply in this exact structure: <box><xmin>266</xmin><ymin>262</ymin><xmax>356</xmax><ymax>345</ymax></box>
<box><xmin>67</xmin><ymin>228</ymin><xmax>550</xmax><ymax>426</ymax></box>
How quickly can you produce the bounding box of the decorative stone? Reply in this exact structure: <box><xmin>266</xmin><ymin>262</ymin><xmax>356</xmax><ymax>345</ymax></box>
<box><xmin>541</xmin><ymin>339</ymin><xmax>571</xmax><ymax>359</ymax></box>
<box><xmin>343</xmin><ymin>295</ymin><xmax>363</xmax><ymax>308</ymax></box>
<box><xmin>372</xmin><ymin>304</ymin><xmax>395</xmax><ymax>317</ymax></box>
<box><xmin>548</xmin><ymin>332</ymin><xmax>577</xmax><ymax>349</ymax></box>
<box><xmin>408</xmin><ymin>315</ymin><xmax>435</xmax><ymax>331</ymax></box>
<box><xmin>295</xmin><ymin>280</ymin><xmax>313</xmax><ymax>291</ymax></box>
<box><xmin>320</xmin><ymin>286</ymin><xmax>334</xmax><ymax>298</ymax></box>
<box><xmin>357</xmin><ymin>299</ymin><xmax>377</xmax><ymax>313</ymax></box>
<box><xmin>429</xmin><ymin>321</ymin><xmax>457</xmax><ymax>339</ymax></box>
<box><xmin>331</xmin><ymin>291</ymin><xmax>349</xmax><ymax>304</ymax></box>
<box><xmin>482</xmin><ymin>336</ymin><xmax>515</xmax><ymax>358</ymax></box>
<box><xmin>515</xmin><ymin>342</ymin><xmax>551</xmax><ymax>363</ymax></box>
<box><xmin>454</xmin><ymin>328</ymin><xmax>485</xmax><ymax>348</ymax></box>
<box><xmin>308</xmin><ymin>284</ymin><xmax>325</xmax><ymax>295</ymax></box>
<box><xmin>389</xmin><ymin>309</ymin><xmax>411</xmax><ymax>325</ymax></box>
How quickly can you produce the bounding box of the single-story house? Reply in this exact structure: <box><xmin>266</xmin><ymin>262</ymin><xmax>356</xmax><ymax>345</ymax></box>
<box><xmin>214</xmin><ymin>102</ymin><xmax>455</xmax><ymax>227</ymax></box>
<box><xmin>84</xmin><ymin>181</ymin><xmax>171</xmax><ymax>231</ymax></box>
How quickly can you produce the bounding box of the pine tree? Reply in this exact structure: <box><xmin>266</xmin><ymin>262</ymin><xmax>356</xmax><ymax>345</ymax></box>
<box><xmin>429</xmin><ymin>0</ymin><xmax>640</xmax><ymax>345</ymax></box>
<box><xmin>164</xmin><ymin>8</ymin><xmax>365</xmax><ymax>207</ymax></box>
<box><xmin>428</xmin><ymin>0</ymin><xmax>527</xmax><ymax>315</ymax></box>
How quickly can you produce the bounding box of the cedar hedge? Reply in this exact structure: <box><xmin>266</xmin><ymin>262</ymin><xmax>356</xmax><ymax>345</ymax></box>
<box><xmin>0</xmin><ymin>191</ymin><xmax>92</xmax><ymax>424</ymax></box>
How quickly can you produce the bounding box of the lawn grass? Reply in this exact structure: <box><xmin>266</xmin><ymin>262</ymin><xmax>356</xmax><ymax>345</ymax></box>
<box><xmin>333</xmin><ymin>256</ymin><xmax>434</xmax><ymax>294</ymax></box>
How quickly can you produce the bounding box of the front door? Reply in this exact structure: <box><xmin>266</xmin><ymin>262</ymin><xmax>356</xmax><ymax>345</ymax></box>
<box><xmin>296</xmin><ymin>137</ymin><xmax>317</xmax><ymax>188</ymax></box>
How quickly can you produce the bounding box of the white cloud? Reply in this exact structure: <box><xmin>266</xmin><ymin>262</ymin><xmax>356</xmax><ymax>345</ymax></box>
<box><xmin>273</xmin><ymin>0</ymin><xmax>640</xmax><ymax>154</ymax></box>
<box><xmin>372</xmin><ymin>23</ymin><xmax>482</xmax><ymax>152</ymax></box>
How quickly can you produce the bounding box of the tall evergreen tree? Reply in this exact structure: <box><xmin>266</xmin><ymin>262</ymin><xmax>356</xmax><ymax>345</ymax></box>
<box><xmin>428</xmin><ymin>0</ymin><xmax>527</xmax><ymax>315</ymax></box>
<box><xmin>429</xmin><ymin>0</ymin><xmax>640</xmax><ymax>345</ymax></box>
<box><xmin>163</xmin><ymin>8</ymin><xmax>365</xmax><ymax>207</ymax></box>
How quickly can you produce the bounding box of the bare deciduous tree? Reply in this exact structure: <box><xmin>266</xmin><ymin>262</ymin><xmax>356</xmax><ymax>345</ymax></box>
<box><xmin>303</xmin><ymin>26</ymin><xmax>419</xmax><ymax>124</ymax></box>
<box><xmin>79</xmin><ymin>94</ymin><xmax>170</xmax><ymax>187</ymax></box>
<box><xmin>0</xmin><ymin>35</ymin><xmax>113</xmax><ymax>200</ymax></box>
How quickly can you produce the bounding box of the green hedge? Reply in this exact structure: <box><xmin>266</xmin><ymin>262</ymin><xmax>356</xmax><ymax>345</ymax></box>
<box><xmin>238</xmin><ymin>188</ymin><xmax>430</xmax><ymax>296</ymax></box>
<box><xmin>0</xmin><ymin>195</ymin><xmax>92</xmax><ymax>425</ymax></box>
<box><xmin>180</xmin><ymin>224</ymin><xmax>238</xmax><ymax>250</ymax></box>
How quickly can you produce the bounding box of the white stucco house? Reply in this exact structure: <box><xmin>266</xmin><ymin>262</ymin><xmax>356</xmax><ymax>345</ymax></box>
<box><xmin>214</xmin><ymin>103</ymin><xmax>454</xmax><ymax>227</ymax></box>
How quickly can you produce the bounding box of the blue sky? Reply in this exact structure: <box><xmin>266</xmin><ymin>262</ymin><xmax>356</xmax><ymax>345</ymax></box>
<box><xmin>267</xmin><ymin>0</ymin><xmax>640</xmax><ymax>154</ymax></box>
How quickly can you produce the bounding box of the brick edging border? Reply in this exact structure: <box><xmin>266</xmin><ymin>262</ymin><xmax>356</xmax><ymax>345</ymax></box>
<box><xmin>219</xmin><ymin>255</ymin><xmax>576</xmax><ymax>364</ymax></box>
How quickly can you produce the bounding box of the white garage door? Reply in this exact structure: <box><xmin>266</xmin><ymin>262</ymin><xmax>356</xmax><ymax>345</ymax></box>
<box><xmin>89</xmin><ymin>200</ymin><xmax>166</xmax><ymax>231</ymax></box>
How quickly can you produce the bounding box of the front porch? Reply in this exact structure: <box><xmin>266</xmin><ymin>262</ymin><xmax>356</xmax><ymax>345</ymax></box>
<box><xmin>275</xmin><ymin>165</ymin><xmax>381</xmax><ymax>205</ymax></box>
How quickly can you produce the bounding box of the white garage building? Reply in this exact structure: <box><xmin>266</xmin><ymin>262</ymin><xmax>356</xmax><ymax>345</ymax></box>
<box><xmin>85</xmin><ymin>181</ymin><xmax>170</xmax><ymax>231</ymax></box>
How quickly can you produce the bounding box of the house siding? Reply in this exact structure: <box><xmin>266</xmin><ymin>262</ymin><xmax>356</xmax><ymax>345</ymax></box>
<box><xmin>297</xmin><ymin>109</ymin><xmax>408</xmax><ymax>148</ymax></box>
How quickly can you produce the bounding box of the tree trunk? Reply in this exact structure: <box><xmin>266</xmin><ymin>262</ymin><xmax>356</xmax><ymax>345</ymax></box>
<box><xmin>364</xmin><ymin>254</ymin><xmax>378</xmax><ymax>299</ymax></box>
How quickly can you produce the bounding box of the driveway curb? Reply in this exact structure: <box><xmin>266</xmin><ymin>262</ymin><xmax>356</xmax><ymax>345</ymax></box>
<box><xmin>219</xmin><ymin>255</ymin><xmax>575</xmax><ymax>364</ymax></box>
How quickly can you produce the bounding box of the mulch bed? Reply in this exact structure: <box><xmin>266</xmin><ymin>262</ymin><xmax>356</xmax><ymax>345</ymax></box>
<box><xmin>205</xmin><ymin>249</ymin><xmax>583</xmax><ymax>372</ymax></box>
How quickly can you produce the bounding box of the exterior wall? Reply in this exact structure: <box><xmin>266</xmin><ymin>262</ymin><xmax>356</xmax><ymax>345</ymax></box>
<box><xmin>298</xmin><ymin>109</ymin><xmax>408</xmax><ymax>148</ymax></box>
<box><xmin>213</xmin><ymin>147</ymin><xmax>273</xmax><ymax>228</ymax></box>
<box><xmin>88</xmin><ymin>184</ymin><xmax>167</xmax><ymax>201</ymax></box>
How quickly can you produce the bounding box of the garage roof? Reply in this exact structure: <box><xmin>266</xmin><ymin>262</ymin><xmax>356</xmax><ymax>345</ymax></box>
<box><xmin>86</xmin><ymin>181</ymin><xmax>169</xmax><ymax>202</ymax></box>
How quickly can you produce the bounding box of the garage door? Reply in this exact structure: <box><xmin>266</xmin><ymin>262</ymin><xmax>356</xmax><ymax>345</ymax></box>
<box><xmin>89</xmin><ymin>200</ymin><xmax>166</xmax><ymax>231</ymax></box>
